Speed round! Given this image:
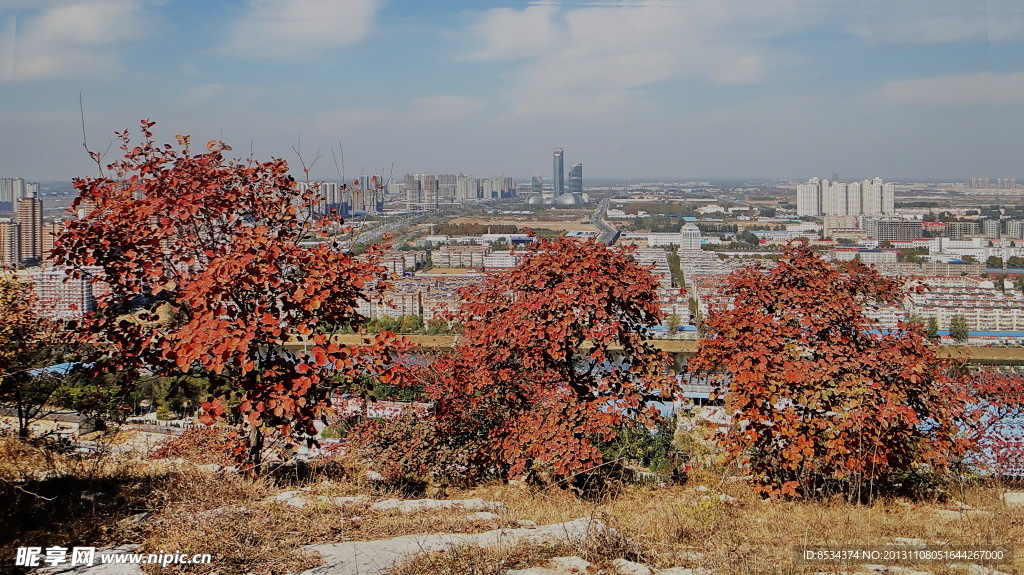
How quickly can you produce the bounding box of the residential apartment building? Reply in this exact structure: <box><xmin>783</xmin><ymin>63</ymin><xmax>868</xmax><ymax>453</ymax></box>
<box><xmin>863</xmin><ymin>217</ymin><xmax>922</xmax><ymax>242</ymax></box>
<box><xmin>904</xmin><ymin>283</ymin><xmax>1024</xmax><ymax>332</ymax></box>
<box><xmin>943</xmin><ymin>221</ymin><xmax>981</xmax><ymax>239</ymax></box>
<box><xmin>631</xmin><ymin>248</ymin><xmax>673</xmax><ymax>289</ymax></box>
<box><xmin>797</xmin><ymin>177</ymin><xmax>894</xmax><ymax>217</ymax></box>
<box><xmin>16</xmin><ymin>191</ymin><xmax>42</xmax><ymax>265</ymax></box>
<box><xmin>0</xmin><ymin>220</ymin><xmax>19</xmax><ymax>267</ymax></box>
<box><xmin>31</xmin><ymin>266</ymin><xmax>107</xmax><ymax>320</ymax></box>
<box><xmin>431</xmin><ymin>245</ymin><xmax>490</xmax><ymax>268</ymax></box>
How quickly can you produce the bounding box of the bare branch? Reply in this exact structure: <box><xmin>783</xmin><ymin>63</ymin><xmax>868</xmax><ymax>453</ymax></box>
<box><xmin>79</xmin><ymin>93</ymin><xmax>107</xmax><ymax>177</ymax></box>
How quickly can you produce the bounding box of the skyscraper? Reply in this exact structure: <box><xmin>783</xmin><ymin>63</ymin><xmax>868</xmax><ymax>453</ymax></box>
<box><xmin>0</xmin><ymin>178</ymin><xmax>25</xmax><ymax>212</ymax></box>
<box><xmin>568</xmin><ymin>163</ymin><xmax>583</xmax><ymax>195</ymax></box>
<box><xmin>0</xmin><ymin>220</ymin><xmax>20</xmax><ymax>267</ymax></box>
<box><xmin>16</xmin><ymin>186</ymin><xmax>42</xmax><ymax>265</ymax></box>
<box><xmin>552</xmin><ymin>148</ymin><xmax>564</xmax><ymax>197</ymax></box>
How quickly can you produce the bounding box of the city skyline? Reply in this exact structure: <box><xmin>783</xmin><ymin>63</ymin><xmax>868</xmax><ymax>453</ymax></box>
<box><xmin>0</xmin><ymin>1</ymin><xmax>1022</xmax><ymax>182</ymax></box>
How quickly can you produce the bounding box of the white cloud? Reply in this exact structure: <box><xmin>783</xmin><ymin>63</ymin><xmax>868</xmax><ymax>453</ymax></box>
<box><xmin>880</xmin><ymin>71</ymin><xmax>1024</xmax><ymax>105</ymax></box>
<box><xmin>220</xmin><ymin>0</ymin><xmax>379</xmax><ymax>60</ymax></box>
<box><xmin>465</xmin><ymin>5</ymin><xmax>559</xmax><ymax>61</ymax></box>
<box><xmin>0</xmin><ymin>0</ymin><xmax>146</xmax><ymax>82</ymax></box>
<box><xmin>464</xmin><ymin>2</ymin><xmax>815</xmax><ymax>118</ymax></box>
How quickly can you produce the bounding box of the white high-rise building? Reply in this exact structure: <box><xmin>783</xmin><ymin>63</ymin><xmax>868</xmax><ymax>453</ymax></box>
<box><xmin>796</xmin><ymin>178</ymin><xmax>823</xmax><ymax>216</ymax></box>
<box><xmin>796</xmin><ymin>177</ymin><xmax>894</xmax><ymax>217</ymax></box>
<box><xmin>455</xmin><ymin>174</ymin><xmax>478</xmax><ymax>202</ymax></box>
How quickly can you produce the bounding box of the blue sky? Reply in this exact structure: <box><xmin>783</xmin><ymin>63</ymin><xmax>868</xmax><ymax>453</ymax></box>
<box><xmin>0</xmin><ymin>0</ymin><xmax>1022</xmax><ymax>182</ymax></box>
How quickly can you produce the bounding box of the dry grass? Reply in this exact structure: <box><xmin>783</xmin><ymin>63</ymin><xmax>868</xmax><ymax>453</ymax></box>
<box><xmin>2</xmin><ymin>435</ymin><xmax>1022</xmax><ymax>575</ymax></box>
<box><xmin>450</xmin><ymin>471</ymin><xmax>1023</xmax><ymax>575</ymax></box>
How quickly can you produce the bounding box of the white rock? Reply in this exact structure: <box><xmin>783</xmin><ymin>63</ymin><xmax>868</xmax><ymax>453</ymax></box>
<box><xmin>330</xmin><ymin>496</ymin><xmax>366</xmax><ymax>506</ymax></box>
<box><xmin>303</xmin><ymin>517</ymin><xmax>615</xmax><ymax>575</ymax></box>
<box><xmin>658</xmin><ymin>569</ymin><xmax>709</xmax><ymax>575</ymax></box>
<box><xmin>934</xmin><ymin>509</ymin><xmax>992</xmax><ymax>521</ymax></box>
<box><xmin>549</xmin><ymin>556</ymin><xmax>593</xmax><ymax>573</ymax></box>
<box><xmin>369</xmin><ymin>498</ymin><xmax>507</xmax><ymax>514</ymax></box>
<box><xmin>507</xmin><ymin>569</ymin><xmax>561</xmax><ymax>575</ymax></box>
<box><xmin>1001</xmin><ymin>491</ymin><xmax>1024</xmax><ymax>507</ymax></box>
<box><xmin>466</xmin><ymin>511</ymin><xmax>502</xmax><ymax>521</ymax></box>
<box><xmin>612</xmin><ymin>559</ymin><xmax>654</xmax><ymax>575</ymax></box>
<box><xmin>890</xmin><ymin>538</ymin><xmax>928</xmax><ymax>548</ymax></box>
<box><xmin>268</xmin><ymin>490</ymin><xmax>309</xmax><ymax>508</ymax></box>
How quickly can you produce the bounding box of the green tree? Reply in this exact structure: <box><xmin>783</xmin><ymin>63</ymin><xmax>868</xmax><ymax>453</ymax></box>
<box><xmin>987</xmin><ymin>256</ymin><xmax>1004</xmax><ymax>268</ymax></box>
<box><xmin>926</xmin><ymin>317</ymin><xmax>940</xmax><ymax>340</ymax></box>
<box><xmin>736</xmin><ymin>230</ymin><xmax>760</xmax><ymax>246</ymax></box>
<box><xmin>665</xmin><ymin>313</ymin><xmax>682</xmax><ymax>333</ymax></box>
<box><xmin>400</xmin><ymin>315</ymin><xmax>423</xmax><ymax>334</ymax></box>
<box><xmin>950</xmin><ymin>314</ymin><xmax>970</xmax><ymax>343</ymax></box>
<box><xmin>0</xmin><ymin>279</ymin><xmax>76</xmax><ymax>438</ymax></box>
<box><xmin>667</xmin><ymin>248</ymin><xmax>685</xmax><ymax>288</ymax></box>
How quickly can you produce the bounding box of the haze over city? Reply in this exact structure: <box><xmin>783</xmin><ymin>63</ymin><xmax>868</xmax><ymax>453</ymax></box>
<box><xmin>0</xmin><ymin>0</ymin><xmax>1022</xmax><ymax>181</ymax></box>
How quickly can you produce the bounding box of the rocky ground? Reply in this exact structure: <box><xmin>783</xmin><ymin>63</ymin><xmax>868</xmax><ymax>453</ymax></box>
<box><xmin>32</xmin><ymin>490</ymin><xmax>1024</xmax><ymax>575</ymax></box>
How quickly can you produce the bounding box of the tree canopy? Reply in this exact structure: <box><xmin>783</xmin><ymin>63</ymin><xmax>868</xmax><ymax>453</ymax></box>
<box><xmin>688</xmin><ymin>242</ymin><xmax>972</xmax><ymax>500</ymax></box>
<box><xmin>356</xmin><ymin>238</ymin><xmax>679</xmax><ymax>483</ymax></box>
<box><xmin>53</xmin><ymin>121</ymin><xmax>411</xmax><ymax>468</ymax></box>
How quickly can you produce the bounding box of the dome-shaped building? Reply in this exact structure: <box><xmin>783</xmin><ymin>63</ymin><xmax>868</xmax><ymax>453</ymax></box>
<box><xmin>554</xmin><ymin>192</ymin><xmax>587</xmax><ymax>206</ymax></box>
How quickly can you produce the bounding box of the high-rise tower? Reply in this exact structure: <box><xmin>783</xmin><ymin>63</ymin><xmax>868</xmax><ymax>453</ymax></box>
<box><xmin>16</xmin><ymin>186</ymin><xmax>42</xmax><ymax>265</ymax></box>
<box><xmin>552</xmin><ymin>148</ymin><xmax>564</xmax><ymax>197</ymax></box>
<box><xmin>568</xmin><ymin>163</ymin><xmax>583</xmax><ymax>195</ymax></box>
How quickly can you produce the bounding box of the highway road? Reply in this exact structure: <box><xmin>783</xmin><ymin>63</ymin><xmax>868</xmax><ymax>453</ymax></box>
<box><xmin>590</xmin><ymin>198</ymin><xmax>619</xmax><ymax>245</ymax></box>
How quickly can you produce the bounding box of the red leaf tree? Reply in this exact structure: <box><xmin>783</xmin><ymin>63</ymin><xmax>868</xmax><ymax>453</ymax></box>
<box><xmin>687</xmin><ymin>242</ymin><xmax>972</xmax><ymax>500</ymax></box>
<box><xmin>53</xmin><ymin>121</ymin><xmax>411</xmax><ymax>469</ymax></box>
<box><xmin>969</xmin><ymin>370</ymin><xmax>1024</xmax><ymax>479</ymax></box>
<box><xmin>419</xmin><ymin>238</ymin><xmax>678</xmax><ymax>480</ymax></box>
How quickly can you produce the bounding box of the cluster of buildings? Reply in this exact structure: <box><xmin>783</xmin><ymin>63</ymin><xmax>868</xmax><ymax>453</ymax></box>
<box><xmin>969</xmin><ymin>178</ymin><xmax>1017</xmax><ymax>190</ymax></box>
<box><xmin>296</xmin><ymin>178</ymin><xmax>385</xmax><ymax>217</ymax></box>
<box><xmin>825</xmin><ymin>215</ymin><xmax>1024</xmax><ymax>244</ymax></box>
<box><xmin>296</xmin><ymin>172</ymin><xmax>523</xmax><ymax>215</ymax></box>
<box><xmin>402</xmin><ymin>173</ymin><xmax>516</xmax><ymax>211</ymax></box>
<box><xmin>526</xmin><ymin>148</ymin><xmax>589</xmax><ymax>206</ymax></box>
<box><xmin>350</xmin><ymin>241</ymin><xmax>688</xmax><ymax>333</ymax></box>
<box><xmin>0</xmin><ymin>178</ymin><xmax>45</xmax><ymax>267</ymax></box>
<box><xmin>797</xmin><ymin>177</ymin><xmax>895</xmax><ymax>217</ymax></box>
<box><xmin>621</xmin><ymin>223</ymin><xmax>703</xmax><ymax>249</ymax></box>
